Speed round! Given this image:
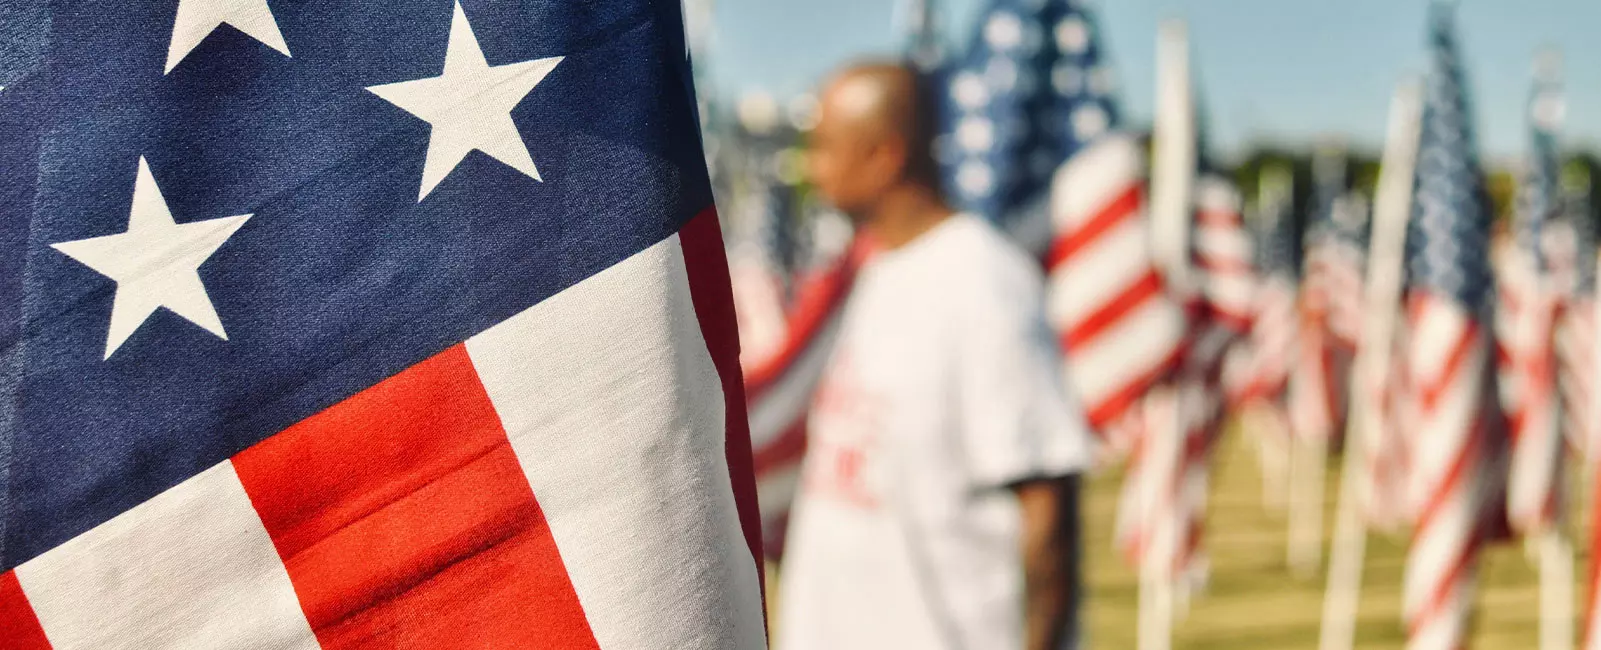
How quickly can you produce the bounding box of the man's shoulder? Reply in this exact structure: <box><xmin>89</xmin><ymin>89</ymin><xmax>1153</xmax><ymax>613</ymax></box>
<box><xmin>935</xmin><ymin>215</ymin><xmax>1045</xmax><ymax>291</ymax></box>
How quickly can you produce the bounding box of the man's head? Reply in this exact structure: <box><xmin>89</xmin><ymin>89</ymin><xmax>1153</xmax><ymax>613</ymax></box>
<box><xmin>807</xmin><ymin>62</ymin><xmax>939</xmax><ymax>220</ymax></box>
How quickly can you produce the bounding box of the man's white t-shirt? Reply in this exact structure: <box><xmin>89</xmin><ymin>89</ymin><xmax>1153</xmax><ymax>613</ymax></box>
<box><xmin>775</xmin><ymin>215</ymin><xmax>1093</xmax><ymax>650</ymax></box>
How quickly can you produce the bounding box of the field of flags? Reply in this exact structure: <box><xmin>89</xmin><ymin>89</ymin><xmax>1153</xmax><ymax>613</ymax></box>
<box><xmin>706</xmin><ymin>1</ymin><xmax>1601</xmax><ymax>648</ymax></box>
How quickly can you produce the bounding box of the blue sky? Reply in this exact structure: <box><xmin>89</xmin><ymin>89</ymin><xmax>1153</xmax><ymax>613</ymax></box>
<box><xmin>702</xmin><ymin>0</ymin><xmax>1600</xmax><ymax>161</ymax></box>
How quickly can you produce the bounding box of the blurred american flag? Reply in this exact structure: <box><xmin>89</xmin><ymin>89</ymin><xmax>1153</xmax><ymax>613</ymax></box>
<box><xmin>1499</xmin><ymin>58</ymin><xmax>1565</xmax><ymax>535</ymax></box>
<box><xmin>1399</xmin><ymin>7</ymin><xmax>1507</xmax><ymax>648</ymax></box>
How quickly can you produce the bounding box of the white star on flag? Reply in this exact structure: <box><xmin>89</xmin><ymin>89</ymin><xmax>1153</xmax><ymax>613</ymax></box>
<box><xmin>165</xmin><ymin>0</ymin><xmax>291</xmax><ymax>74</ymax></box>
<box><xmin>51</xmin><ymin>157</ymin><xmax>251</xmax><ymax>359</ymax></box>
<box><xmin>367</xmin><ymin>1</ymin><xmax>564</xmax><ymax>201</ymax></box>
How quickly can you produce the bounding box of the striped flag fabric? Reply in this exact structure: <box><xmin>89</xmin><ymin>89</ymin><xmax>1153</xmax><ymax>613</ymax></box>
<box><xmin>1192</xmin><ymin>171</ymin><xmax>1256</xmax><ymax>339</ymax></box>
<box><xmin>1500</xmin><ymin>59</ymin><xmax>1566</xmax><ymax>535</ymax></box>
<box><xmin>934</xmin><ymin>0</ymin><xmax>1186</xmax><ymax>442</ymax></box>
<box><xmin>1034</xmin><ymin>3</ymin><xmax>1188</xmax><ymax>442</ymax></box>
<box><xmin>1110</xmin><ymin>20</ymin><xmax>1248</xmax><ymax>591</ymax></box>
<box><xmin>1165</xmin><ymin>168</ymin><xmax>1254</xmax><ymax>585</ymax></box>
<box><xmin>0</xmin><ymin>2</ymin><xmax>768</xmax><ymax>647</ymax></box>
<box><xmin>1112</xmin><ymin>171</ymin><xmax>1249</xmax><ymax>586</ymax></box>
<box><xmin>1399</xmin><ymin>7</ymin><xmax>1508</xmax><ymax>649</ymax></box>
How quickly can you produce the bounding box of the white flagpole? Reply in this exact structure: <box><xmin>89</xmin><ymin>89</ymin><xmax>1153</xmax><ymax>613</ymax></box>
<box><xmin>1140</xmin><ymin>19</ymin><xmax>1195</xmax><ymax>650</ymax></box>
<box><xmin>1150</xmin><ymin>19</ymin><xmax>1195</xmax><ymax>294</ymax></box>
<box><xmin>1318</xmin><ymin>78</ymin><xmax>1423</xmax><ymax>650</ymax></box>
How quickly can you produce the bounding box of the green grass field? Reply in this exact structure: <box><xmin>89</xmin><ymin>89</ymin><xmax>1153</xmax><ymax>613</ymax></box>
<box><xmin>1083</xmin><ymin>430</ymin><xmax>1590</xmax><ymax>649</ymax></box>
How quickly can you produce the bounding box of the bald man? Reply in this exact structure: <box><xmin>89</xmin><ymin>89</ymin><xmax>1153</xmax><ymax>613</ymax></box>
<box><xmin>776</xmin><ymin>63</ymin><xmax>1090</xmax><ymax>650</ymax></box>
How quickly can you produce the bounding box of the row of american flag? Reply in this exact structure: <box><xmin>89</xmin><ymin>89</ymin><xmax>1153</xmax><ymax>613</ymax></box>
<box><xmin>729</xmin><ymin>2</ymin><xmax>1599</xmax><ymax>650</ymax></box>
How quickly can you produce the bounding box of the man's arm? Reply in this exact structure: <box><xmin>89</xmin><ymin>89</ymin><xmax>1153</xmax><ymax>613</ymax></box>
<box><xmin>1013</xmin><ymin>474</ymin><xmax>1082</xmax><ymax>650</ymax></box>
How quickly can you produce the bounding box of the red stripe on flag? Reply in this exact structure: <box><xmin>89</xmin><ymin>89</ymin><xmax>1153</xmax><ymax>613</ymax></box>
<box><xmin>233</xmin><ymin>346</ymin><xmax>597</xmax><ymax>649</ymax></box>
<box><xmin>0</xmin><ymin>571</ymin><xmax>51</xmax><ymax>650</ymax></box>
<box><xmin>1407</xmin><ymin>531</ymin><xmax>1484</xmax><ymax>640</ymax></box>
<box><xmin>679</xmin><ymin>207</ymin><xmax>770</xmax><ymax>576</ymax></box>
<box><xmin>1412</xmin><ymin>422</ymin><xmax>1482</xmax><ymax>545</ymax></box>
<box><xmin>1045</xmin><ymin>184</ymin><xmax>1142</xmax><ymax>271</ymax></box>
<box><xmin>1084</xmin><ymin>343</ymin><xmax>1188</xmax><ymax>430</ymax></box>
<box><xmin>1417</xmin><ymin>319</ymin><xmax>1481</xmax><ymax>414</ymax></box>
<box><xmin>1066</xmin><ymin>269</ymin><xmax>1164</xmax><ymax>347</ymax></box>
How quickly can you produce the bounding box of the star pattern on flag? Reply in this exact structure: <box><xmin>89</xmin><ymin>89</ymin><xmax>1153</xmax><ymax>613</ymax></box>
<box><xmin>50</xmin><ymin>157</ymin><xmax>251</xmax><ymax>359</ymax></box>
<box><xmin>367</xmin><ymin>1</ymin><xmax>564</xmax><ymax>201</ymax></box>
<box><xmin>1406</xmin><ymin>9</ymin><xmax>1493</xmax><ymax>313</ymax></box>
<box><xmin>165</xmin><ymin>0</ymin><xmax>291</xmax><ymax>74</ymax></box>
<box><xmin>938</xmin><ymin>0</ymin><xmax>1119</xmax><ymax>225</ymax></box>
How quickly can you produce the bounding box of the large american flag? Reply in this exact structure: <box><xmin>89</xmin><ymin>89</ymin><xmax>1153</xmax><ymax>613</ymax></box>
<box><xmin>1029</xmin><ymin>1</ymin><xmax>1187</xmax><ymax>442</ymax></box>
<box><xmin>1399</xmin><ymin>7</ymin><xmax>1507</xmax><ymax>649</ymax></box>
<box><xmin>1500</xmin><ymin>61</ymin><xmax>1565</xmax><ymax>536</ymax></box>
<box><xmin>0</xmin><ymin>1</ymin><xmax>768</xmax><ymax>647</ymax></box>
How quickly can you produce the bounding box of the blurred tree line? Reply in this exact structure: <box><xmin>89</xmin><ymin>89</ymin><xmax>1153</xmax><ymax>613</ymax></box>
<box><xmin>1231</xmin><ymin>146</ymin><xmax>1600</xmax><ymax>241</ymax></box>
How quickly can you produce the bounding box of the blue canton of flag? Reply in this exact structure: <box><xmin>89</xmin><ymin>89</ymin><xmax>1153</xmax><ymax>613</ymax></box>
<box><xmin>0</xmin><ymin>1</ymin><xmax>768</xmax><ymax>647</ymax></box>
<box><xmin>937</xmin><ymin>0</ymin><xmax>1118</xmax><ymax>230</ymax></box>
<box><xmin>1405</xmin><ymin>6</ymin><xmax>1494</xmax><ymax>315</ymax></box>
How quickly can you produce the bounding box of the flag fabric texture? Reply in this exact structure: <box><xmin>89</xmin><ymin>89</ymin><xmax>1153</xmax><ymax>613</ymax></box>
<box><xmin>0</xmin><ymin>2</ymin><xmax>769</xmax><ymax>648</ymax></box>
<box><xmin>1399</xmin><ymin>8</ymin><xmax>1508</xmax><ymax>649</ymax></box>
<box><xmin>1499</xmin><ymin>65</ymin><xmax>1565</xmax><ymax>535</ymax></box>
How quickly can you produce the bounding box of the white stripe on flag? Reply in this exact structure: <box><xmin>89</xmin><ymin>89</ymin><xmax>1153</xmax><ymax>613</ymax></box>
<box><xmin>1069</xmin><ymin>297</ymin><xmax>1185</xmax><ymax>409</ymax></box>
<box><xmin>465</xmin><ymin>232</ymin><xmax>767</xmax><ymax>650</ymax></box>
<box><xmin>15</xmin><ymin>462</ymin><xmax>318</xmax><ymax>650</ymax></box>
<box><xmin>1047</xmin><ymin>220</ymin><xmax>1148</xmax><ymax>323</ymax></box>
<box><xmin>1053</xmin><ymin>134</ymin><xmax>1142</xmax><ymax>226</ymax></box>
